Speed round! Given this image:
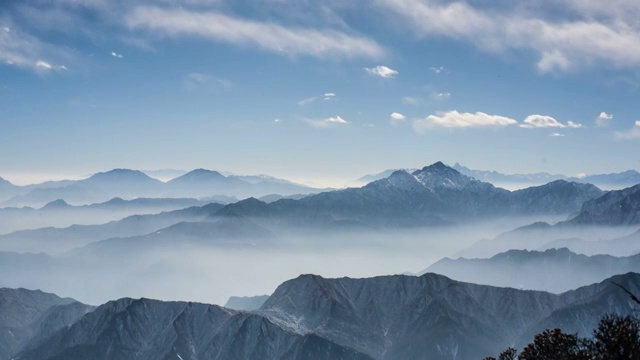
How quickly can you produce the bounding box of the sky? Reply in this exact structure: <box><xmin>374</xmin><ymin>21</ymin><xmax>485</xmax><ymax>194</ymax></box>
<box><xmin>1</xmin><ymin>0</ymin><xmax>640</xmax><ymax>187</ymax></box>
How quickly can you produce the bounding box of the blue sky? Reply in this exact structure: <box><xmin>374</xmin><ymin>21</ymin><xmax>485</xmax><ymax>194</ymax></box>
<box><xmin>1</xmin><ymin>0</ymin><xmax>639</xmax><ymax>186</ymax></box>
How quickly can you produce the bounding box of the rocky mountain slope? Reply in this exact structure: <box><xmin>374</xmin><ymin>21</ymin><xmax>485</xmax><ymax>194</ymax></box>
<box><xmin>5</xmin><ymin>273</ymin><xmax>640</xmax><ymax>360</ymax></box>
<box><xmin>0</xmin><ymin>288</ymin><xmax>93</xmax><ymax>359</ymax></box>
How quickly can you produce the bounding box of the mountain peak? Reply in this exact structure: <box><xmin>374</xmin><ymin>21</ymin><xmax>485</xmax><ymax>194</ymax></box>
<box><xmin>412</xmin><ymin>161</ymin><xmax>477</xmax><ymax>189</ymax></box>
<box><xmin>41</xmin><ymin>199</ymin><xmax>70</xmax><ymax>209</ymax></box>
<box><xmin>414</xmin><ymin>161</ymin><xmax>460</xmax><ymax>176</ymax></box>
<box><xmin>188</xmin><ymin>169</ymin><xmax>224</xmax><ymax>177</ymax></box>
<box><xmin>88</xmin><ymin>169</ymin><xmax>154</xmax><ymax>181</ymax></box>
<box><xmin>169</xmin><ymin>169</ymin><xmax>226</xmax><ymax>183</ymax></box>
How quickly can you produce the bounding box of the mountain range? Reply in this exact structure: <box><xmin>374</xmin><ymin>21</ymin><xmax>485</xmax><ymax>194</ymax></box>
<box><xmin>355</xmin><ymin>164</ymin><xmax>640</xmax><ymax>190</ymax></box>
<box><xmin>210</xmin><ymin>162</ymin><xmax>603</xmax><ymax>227</ymax></box>
<box><xmin>5</xmin><ymin>272</ymin><xmax>640</xmax><ymax>360</ymax></box>
<box><xmin>453</xmin><ymin>163</ymin><xmax>640</xmax><ymax>190</ymax></box>
<box><xmin>0</xmin><ymin>202</ymin><xmax>226</xmax><ymax>254</ymax></box>
<box><xmin>0</xmin><ymin>162</ymin><xmax>616</xmax><ymax>255</ymax></box>
<box><xmin>454</xmin><ymin>182</ymin><xmax>640</xmax><ymax>259</ymax></box>
<box><xmin>0</xmin><ymin>169</ymin><xmax>323</xmax><ymax>208</ymax></box>
<box><xmin>423</xmin><ymin>247</ymin><xmax>640</xmax><ymax>293</ymax></box>
<box><xmin>0</xmin><ymin>197</ymin><xmax>212</xmax><ymax>234</ymax></box>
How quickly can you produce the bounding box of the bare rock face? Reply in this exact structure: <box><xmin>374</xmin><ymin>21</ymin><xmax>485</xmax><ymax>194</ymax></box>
<box><xmin>17</xmin><ymin>298</ymin><xmax>372</xmax><ymax>360</ymax></box>
<box><xmin>0</xmin><ymin>288</ymin><xmax>93</xmax><ymax>359</ymax></box>
<box><xmin>260</xmin><ymin>273</ymin><xmax>640</xmax><ymax>359</ymax></box>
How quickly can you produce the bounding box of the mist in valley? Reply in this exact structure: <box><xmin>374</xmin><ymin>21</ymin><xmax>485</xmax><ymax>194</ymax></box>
<box><xmin>2</xmin><ymin>209</ymin><xmax>636</xmax><ymax>306</ymax></box>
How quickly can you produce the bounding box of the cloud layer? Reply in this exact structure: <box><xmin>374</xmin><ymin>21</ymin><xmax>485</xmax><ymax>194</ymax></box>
<box><xmin>375</xmin><ymin>0</ymin><xmax>640</xmax><ymax>72</ymax></box>
<box><xmin>125</xmin><ymin>6</ymin><xmax>384</xmax><ymax>60</ymax></box>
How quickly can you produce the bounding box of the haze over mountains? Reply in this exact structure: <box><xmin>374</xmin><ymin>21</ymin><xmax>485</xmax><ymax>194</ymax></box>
<box><xmin>423</xmin><ymin>248</ymin><xmax>640</xmax><ymax>292</ymax></box>
<box><xmin>1</xmin><ymin>160</ymin><xmax>640</xmax><ymax>359</ymax></box>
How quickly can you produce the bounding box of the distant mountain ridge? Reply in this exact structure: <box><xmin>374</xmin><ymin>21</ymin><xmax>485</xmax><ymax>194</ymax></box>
<box><xmin>452</xmin><ymin>163</ymin><xmax>640</xmax><ymax>190</ymax></box>
<box><xmin>210</xmin><ymin>162</ymin><xmax>603</xmax><ymax>227</ymax></box>
<box><xmin>1</xmin><ymin>169</ymin><xmax>323</xmax><ymax>208</ymax></box>
<box><xmin>423</xmin><ymin>248</ymin><xmax>640</xmax><ymax>293</ymax></box>
<box><xmin>0</xmin><ymin>197</ymin><xmax>211</xmax><ymax>234</ymax></box>
<box><xmin>356</xmin><ymin>164</ymin><xmax>640</xmax><ymax>190</ymax></box>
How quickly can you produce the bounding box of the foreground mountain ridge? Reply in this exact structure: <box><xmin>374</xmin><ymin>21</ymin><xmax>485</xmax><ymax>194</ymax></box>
<box><xmin>6</xmin><ymin>272</ymin><xmax>640</xmax><ymax>360</ymax></box>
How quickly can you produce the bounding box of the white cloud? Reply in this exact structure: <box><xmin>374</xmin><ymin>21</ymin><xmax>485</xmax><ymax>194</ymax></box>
<box><xmin>273</xmin><ymin>118</ymin><xmax>282</xmax><ymax>123</ymax></box>
<box><xmin>596</xmin><ymin>112</ymin><xmax>614</xmax><ymax>126</ymax></box>
<box><xmin>615</xmin><ymin>120</ymin><xmax>640</xmax><ymax>139</ymax></box>
<box><xmin>390</xmin><ymin>112</ymin><xmax>406</xmax><ymax>121</ymax></box>
<box><xmin>111</xmin><ymin>51</ymin><xmax>123</xmax><ymax>58</ymax></box>
<box><xmin>413</xmin><ymin>110</ymin><xmax>518</xmax><ymax>131</ymax></box>
<box><xmin>36</xmin><ymin>60</ymin><xmax>52</xmax><ymax>70</ymax></box>
<box><xmin>35</xmin><ymin>60</ymin><xmax>67</xmax><ymax>72</ymax></box>
<box><xmin>520</xmin><ymin>115</ymin><xmax>567</xmax><ymax>128</ymax></box>
<box><xmin>306</xmin><ymin>115</ymin><xmax>349</xmax><ymax>128</ymax></box>
<box><xmin>375</xmin><ymin>0</ymin><xmax>640</xmax><ymax>72</ymax></box>
<box><xmin>429</xmin><ymin>66</ymin><xmax>445</xmax><ymax>73</ymax></box>
<box><xmin>323</xmin><ymin>92</ymin><xmax>335</xmax><ymax>100</ymax></box>
<box><xmin>125</xmin><ymin>6</ymin><xmax>384</xmax><ymax>60</ymax></box>
<box><xmin>549</xmin><ymin>132</ymin><xmax>565</xmax><ymax>137</ymax></box>
<box><xmin>520</xmin><ymin>115</ymin><xmax>583</xmax><ymax>129</ymax></box>
<box><xmin>365</xmin><ymin>65</ymin><xmax>398</xmax><ymax>78</ymax></box>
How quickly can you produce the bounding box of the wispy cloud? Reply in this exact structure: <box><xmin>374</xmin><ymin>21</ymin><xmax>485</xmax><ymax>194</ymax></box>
<box><xmin>306</xmin><ymin>115</ymin><xmax>349</xmax><ymax>128</ymax></box>
<box><xmin>413</xmin><ymin>110</ymin><xmax>518</xmax><ymax>131</ymax></box>
<box><xmin>430</xmin><ymin>92</ymin><xmax>451</xmax><ymax>101</ymax></box>
<box><xmin>429</xmin><ymin>66</ymin><xmax>446</xmax><ymax>74</ymax></box>
<box><xmin>401</xmin><ymin>96</ymin><xmax>423</xmax><ymax>106</ymax></box>
<box><xmin>125</xmin><ymin>6</ymin><xmax>384</xmax><ymax>60</ymax></box>
<box><xmin>111</xmin><ymin>51</ymin><xmax>123</xmax><ymax>58</ymax></box>
<box><xmin>183</xmin><ymin>72</ymin><xmax>232</xmax><ymax>91</ymax></box>
<box><xmin>375</xmin><ymin>0</ymin><xmax>640</xmax><ymax>72</ymax></box>
<box><xmin>549</xmin><ymin>132</ymin><xmax>565</xmax><ymax>137</ymax></box>
<box><xmin>615</xmin><ymin>120</ymin><xmax>640</xmax><ymax>140</ymax></box>
<box><xmin>299</xmin><ymin>92</ymin><xmax>336</xmax><ymax>105</ymax></box>
<box><xmin>0</xmin><ymin>22</ymin><xmax>69</xmax><ymax>72</ymax></box>
<box><xmin>365</xmin><ymin>65</ymin><xmax>398</xmax><ymax>78</ymax></box>
<box><xmin>297</xmin><ymin>96</ymin><xmax>317</xmax><ymax>106</ymax></box>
